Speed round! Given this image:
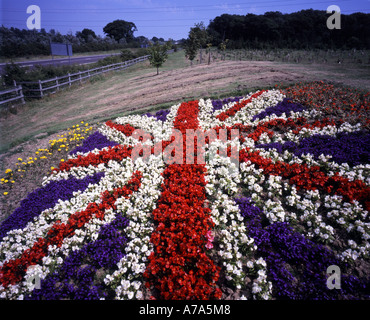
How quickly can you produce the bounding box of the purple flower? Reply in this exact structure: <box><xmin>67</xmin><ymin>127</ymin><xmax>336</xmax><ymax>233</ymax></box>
<box><xmin>0</xmin><ymin>172</ymin><xmax>105</xmax><ymax>241</ymax></box>
<box><xmin>252</xmin><ymin>98</ymin><xmax>306</xmax><ymax>121</ymax></box>
<box><xmin>145</xmin><ymin>109</ymin><xmax>170</xmax><ymax>122</ymax></box>
<box><xmin>294</xmin><ymin>131</ymin><xmax>369</xmax><ymax>166</ymax></box>
<box><xmin>256</xmin><ymin>131</ymin><xmax>369</xmax><ymax>166</ymax></box>
<box><xmin>69</xmin><ymin>131</ymin><xmax>119</xmax><ymax>156</ymax></box>
<box><xmin>25</xmin><ymin>214</ymin><xmax>130</xmax><ymax>300</ymax></box>
<box><xmin>212</xmin><ymin>97</ymin><xmax>241</xmax><ymax>113</ymax></box>
<box><xmin>235</xmin><ymin>197</ymin><xmax>368</xmax><ymax>300</ymax></box>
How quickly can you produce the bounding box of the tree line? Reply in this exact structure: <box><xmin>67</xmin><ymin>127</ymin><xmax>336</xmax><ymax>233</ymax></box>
<box><xmin>205</xmin><ymin>10</ymin><xmax>370</xmax><ymax>50</ymax></box>
<box><xmin>0</xmin><ymin>19</ymin><xmax>173</xmax><ymax>58</ymax></box>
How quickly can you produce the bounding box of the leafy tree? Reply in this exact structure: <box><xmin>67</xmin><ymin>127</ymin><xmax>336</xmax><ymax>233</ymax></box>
<box><xmin>206</xmin><ymin>10</ymin><xmax>370</xmax><ymax>50</ymax></box>
<box><xmin>184</xmin><ymin>36</ymin><xmax>198</xmax><ymax>65</ymax></box>
<box><xmin>76</xmin><ymin>28</ymin><xmax>97</xmax><ymax>43</ymax></box>
<box><xmin>103</xmin><ymin>20</ymin><xmax>137</xmax><ymax>43</ymax></box>
<box><xmin>147</xmin><ymin>43</ymin><xmax>168</xmax><ymax>75</ymax></box>
<box><xmin>191</xmin><ymin>22</ymin><xmax>211</xmax><ymax>63</ymax></box>
<box><xmin>219</xmin><ymin>39</ymin><xmax>229</xmax><ymax>60</ymax></box>
<box><xmin>184</xmin><ymin>22</ymin><xmax>212</xmax><ymax>65</ymax></box>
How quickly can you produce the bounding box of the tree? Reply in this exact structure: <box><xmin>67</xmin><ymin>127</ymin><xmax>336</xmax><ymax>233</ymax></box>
<box><xmin>103</xmin><ymin>20</ymin><xmax>137</xmax><ymax>43</ymax></box>
<box><xmin>191</xmin><ymin>22</ymin><xmax>211</xmax><ymax>63</ymax></box>
<box><xmin>184</xmin><ymin>22</ymin><xmax>211</xmax><ymax>65</ymax></box>
<box><xmin>148</xmin><ymin>43</ymin><xmax>168</xmax><ymax>75</ymax></box>
<box><xmin>184</xmin><ymin>36</ymin><xmax>198</xmax><ymax>66</ymax></box>
<box><xmin>76</xmin><ymin>28</ymin><xmax>97</xmax><ymax>43</ymax></box>
<box><xmin>219</xmin><ymin>39</ymin><xmax>228</xmax><ymax>60</ymax></box>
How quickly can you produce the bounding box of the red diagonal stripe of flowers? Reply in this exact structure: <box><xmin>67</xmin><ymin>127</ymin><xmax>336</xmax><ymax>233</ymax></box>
<box><xmin>211</xmin><ymin>115</ymin><xmax>369</xmax><ymax>210</ymax></box>
<box><xmin>239</xmin><ymin>148</ymin><xmax>370</xmax><ymax>211</ymax></box>
<box><xmin>0</xmin><ymin>171</ymin><xmax>142</xmax><ymax>288</ymax></box>
<box><xmin>215</xmin><ymin>90</ymin><xmax>266</xmax><ymax>121</ymax></box>
<box><xmin>105</xmin><ymin>120</ymin><xmax>136</xmax><ymax>137</ymax></box>
<box><xmin>54</xmin><ymin>144</ymin><xmax>133</xmax><ymax>173</ymax></box>
<box><xmin>144</xmin><ymin>101</ymin><xmax>222</xmax><ymax>300</ymax></box>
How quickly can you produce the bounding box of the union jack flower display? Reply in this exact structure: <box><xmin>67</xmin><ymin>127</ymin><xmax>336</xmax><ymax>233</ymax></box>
<box><xmin>0</xmin><ymin>89</ymin><xmax>368</xmax><ymax>300</ymax></box>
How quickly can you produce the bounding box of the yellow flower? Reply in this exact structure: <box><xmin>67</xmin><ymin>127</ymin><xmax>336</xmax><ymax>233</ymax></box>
<box><xmin>51</xmin><ymin>166</ymin><xmax>55</xmax><ymax>170</ymax></box>
<box><xmin>61</xmin><ymin>159</ymin><xmax>65</xmax><ymax>162</ymax></box>
<box><xmin>18</xmin><ymin>158</ymin><xmax>22</xmax><ymax>161</ymax></box>
<box><xmin>4</xmin><ymin>180</ymin><xmax>8</xmax><ymax>183</ymax></box>
<box><xmin>11</xmin><ymin>180</ymin><xmax>15</xmax><ymax>183</ymax></box>
<box><xmin>3</xmin><ymin>192</ymin><xmax>8</xmax><ymax>195</ymax></box>
<box><xmin>5</xmin><ymin>169</ymin><xmax>12</xmax><ymax>174</ymax></box>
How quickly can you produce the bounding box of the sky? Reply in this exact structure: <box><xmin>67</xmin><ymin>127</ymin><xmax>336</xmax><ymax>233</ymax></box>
<box><xmin>1</xmin><ymin>0</ymin><xmax>370</xmax><ymax>40</ymax></box>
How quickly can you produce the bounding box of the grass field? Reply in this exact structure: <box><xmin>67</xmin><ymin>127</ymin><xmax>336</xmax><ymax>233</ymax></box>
<box><xmin>0</xmin><ymin>49</ymin><xmax>123</xmax><ymax>64</ymax></box>
<box><xmin>1</xmin><ymin>49</ymin><xmax>369</xmax><ymax>159</ymax></box>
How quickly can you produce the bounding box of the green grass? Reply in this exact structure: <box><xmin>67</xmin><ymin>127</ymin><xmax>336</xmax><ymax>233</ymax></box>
<box><xmin>0</xmin><ymin>51</ymin><xmax>187</xmax><ymax>154</ymax></box>
<box><xmin>0</xmin><ymin>49</ymin><xmax>123</xmax><ymax>64</ymax></box>
<box><xmin>1</xmin><ymin>49</ymin><xmax>369</xmax><ymax>155</ymax></box>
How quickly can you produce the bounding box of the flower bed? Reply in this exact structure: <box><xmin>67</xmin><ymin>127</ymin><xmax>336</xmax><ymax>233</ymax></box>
<box><xmin>0</xmin><ymin>83</ymin><xmax>369</xmax><ymax>300</ymax></box>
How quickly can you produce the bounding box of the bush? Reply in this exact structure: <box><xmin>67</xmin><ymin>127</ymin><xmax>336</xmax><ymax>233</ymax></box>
<box><xmin>3</xmin><ymin>63</ymin><xmax>27</xmax><ymax>86</ymax></box>
<box><xmin>96</xmin><ymin>55</ymin><xmax>122</xmax><ymax>66</ymax></box>
<box><xmin>120</xmin><ymin>49</ymin><xmax>136</xmax><ymax>61</ymax></box>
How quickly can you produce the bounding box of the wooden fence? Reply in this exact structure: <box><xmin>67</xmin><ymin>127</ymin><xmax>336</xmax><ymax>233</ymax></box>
<box><xmin>18</xmin><ymin>54</ymin><xmax>150</xmax><ymax>99</ymax></box>
<box><xmin>0</xmin><ymin>84</ymin><xmax>25</xmax><ymax>106</ymax></box>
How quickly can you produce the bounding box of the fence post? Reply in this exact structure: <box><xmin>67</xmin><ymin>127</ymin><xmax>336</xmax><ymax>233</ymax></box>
<box><xmin>55</xmin><ymin>77</ymin><xmax>59</xmax><ymax>91</ymax></box>
<box><xmin>19</xmin><ymin>86</ymin><xmax>25</xmax><ymax>104</ymax></box>
<box><xmin>13</xmin><ymin>80</ymin><xmax>25</xmax><ymax>104</ymax></box>
<box><xmin>79</xmin><ymin>71</ymin><xmax>82</xmax><ymax>84</ymax></box>
<box><xmin>38</xmin><ymin>80</ymin><xmax>43</xmax><ymax>98</ymax></box>
<box><xmin>68</xmin><ymin>73</ymin><xmax>71</xmax><ymax>87</ymax></box>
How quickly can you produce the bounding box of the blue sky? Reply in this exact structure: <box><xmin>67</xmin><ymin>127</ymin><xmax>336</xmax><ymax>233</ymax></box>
<box><xmin>1</xmin><ymin>0</ymin><xmax>369</xmax><ymax>40</ymax></box>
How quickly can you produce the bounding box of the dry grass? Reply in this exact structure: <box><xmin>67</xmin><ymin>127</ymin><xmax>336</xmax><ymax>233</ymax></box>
<box><xmin>2</xmin><ymin>50</ymin><xmax>369</xmax><ymax>156</ymax></box>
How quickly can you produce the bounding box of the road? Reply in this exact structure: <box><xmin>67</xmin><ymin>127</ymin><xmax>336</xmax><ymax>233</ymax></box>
<box><xmin>0</xmin><ymin>53</ymin><xmax>121</xmax><ymax>74</ymax></box>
